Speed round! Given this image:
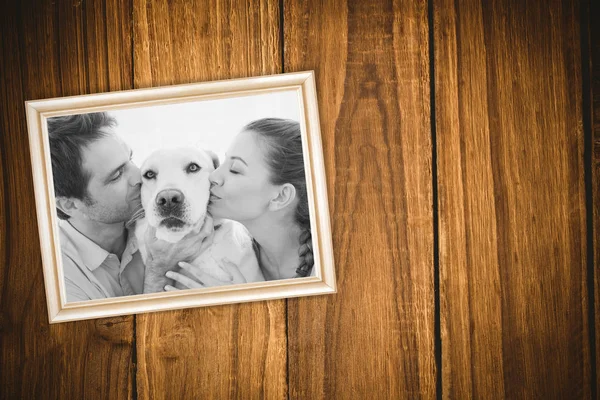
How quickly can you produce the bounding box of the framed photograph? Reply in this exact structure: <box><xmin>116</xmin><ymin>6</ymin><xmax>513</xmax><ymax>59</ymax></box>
<box><xmin>25</xmin><ymin>71</ymin><xmax>336</xmax><ymax>323</ymax></box>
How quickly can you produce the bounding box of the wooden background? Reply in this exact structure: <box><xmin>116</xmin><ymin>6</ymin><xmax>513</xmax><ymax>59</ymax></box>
<box><xmin>0</xmin><ymin>0</ymin><xmax>597</xmax><ymax>398</ymax></box>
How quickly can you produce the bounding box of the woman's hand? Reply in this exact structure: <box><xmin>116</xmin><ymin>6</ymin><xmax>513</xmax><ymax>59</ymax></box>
<box><xmin>164</xmin><ymin>259</ymin><xmax>247</xmax><ymax>290</ymax></box>
<box><xmin>142</xmin><ymin>215</ymin><xmax>214</xmax><ymax>294</ymax></box>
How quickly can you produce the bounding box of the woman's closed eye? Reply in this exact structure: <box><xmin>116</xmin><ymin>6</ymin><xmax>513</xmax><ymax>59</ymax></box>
<box><xmin>229</xmin><ymin>160</ymin><xmax>244</xmax><ymax>175</ymax></box>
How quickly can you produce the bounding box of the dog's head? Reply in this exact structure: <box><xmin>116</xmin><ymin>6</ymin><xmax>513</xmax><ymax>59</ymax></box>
<box><xmin>139</xmin><ymin>147</ymin><xmax>219</xmax><ymax>243</ymax></box>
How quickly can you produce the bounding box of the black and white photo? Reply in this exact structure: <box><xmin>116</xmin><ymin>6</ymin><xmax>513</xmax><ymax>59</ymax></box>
<box><xmin>26</xmin><ymin>72</ymin><xmax>336</xmax><ymax>323</ymax></box>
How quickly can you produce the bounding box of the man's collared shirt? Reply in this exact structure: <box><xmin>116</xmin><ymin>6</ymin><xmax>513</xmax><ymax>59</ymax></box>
<box><xmin>59</xmin><ymin>219</ymin><xmax>145</xmax><ymax>303</ymax></box>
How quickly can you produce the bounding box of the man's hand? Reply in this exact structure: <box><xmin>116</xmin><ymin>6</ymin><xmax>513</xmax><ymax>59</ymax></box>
<box><xmin>142</xmin><ymin>215</ymin><xmax>214</xmax><ymax>294</ymax></box>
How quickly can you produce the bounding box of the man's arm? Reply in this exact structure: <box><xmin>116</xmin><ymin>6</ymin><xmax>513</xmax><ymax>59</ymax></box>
<box><xmin>142</xmin><ymin>258</ymin><xmax>176</xmax><ymax>294</ymax></box>
<box><xmin>65</xmin><ymin>278</ymin><xmax>92</xmax><ymax>302</ymax></box>
<box><xmin>141</xmin><ymin>216</ymin><xmax>215</xmax><ymax>294</ymax></box>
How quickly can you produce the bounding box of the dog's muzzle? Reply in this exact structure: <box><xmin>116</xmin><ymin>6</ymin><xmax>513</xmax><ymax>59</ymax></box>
<box><xmin>156</xmin><ymin>189</ymin><xmax>185</xmax><ymax>219</ymax></box>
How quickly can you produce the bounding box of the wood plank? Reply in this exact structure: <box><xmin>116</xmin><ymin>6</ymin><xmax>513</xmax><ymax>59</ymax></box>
<box><xmin>0</xmin><ymin>0</ymin><xmax>135</xmax><ymax>398</ymax></box>
<box><xmin>285</xmin><ymin>1</ymin><xmax>436</xmax><ymax>398</ymax></box>
<box><xmin>86</xmin><ymin>0</ymin><xmax>134</xmax><ymax>93</ymax></box>
<box><xmin>434</xmin><ymin>0</ymin><xmax>590</xmax><ymax>397</ymax></box>
<box><xmin>589</xmin><ymin>0</ymin><xmax>600</xmax><ymax>392</ymax></box>
<box><xmin>132</xmin><ymin>1</ymin><xmax>287</xmax><ymax>398</ymax></box>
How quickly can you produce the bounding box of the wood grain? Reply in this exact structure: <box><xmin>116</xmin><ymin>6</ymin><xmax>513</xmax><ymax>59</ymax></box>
<box><xmin>285</xmin><ymin>1</ymin><xmax>436</xmax><ymax>398</ymax></box>
<box><xmin>0</xmin><ymin>0</ymin><xmax>597</xmax><ymax>398</ymax></box>
<box><xmin>434</xmin><ymin>0</ymin><xmax>591</xmax><ymax>398</ymax></box>
<box><xmin>132</xmin><ymin>1</ymin><xmax>287</xmax><ymax>399</ymax></box>
<box><xmin>86</xmin><ymin>0</ymin><xmax>134</xmax><ymax>93</ymax></box>
<box><xmin>0</xmin><ymin>0</ymin><xmax>135</xmax><ymax>399</ymax></box>
<box><xmin>590</xmin><ymin>0</ymin><xmax>600</xmax><ymax>392</ymax></box>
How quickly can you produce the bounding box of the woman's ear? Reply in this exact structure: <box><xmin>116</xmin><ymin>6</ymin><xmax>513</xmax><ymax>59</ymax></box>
<box><xmin>268</xmin><ymin>184</ymin><xmax>297</xmax><ymax>211</ymax></box>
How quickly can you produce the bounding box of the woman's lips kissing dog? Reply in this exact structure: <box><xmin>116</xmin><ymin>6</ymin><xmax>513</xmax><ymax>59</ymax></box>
<box><xmin>209</xmin><ymin>191</ymin><xmax>221</xmax><ymax>203</ymax></box>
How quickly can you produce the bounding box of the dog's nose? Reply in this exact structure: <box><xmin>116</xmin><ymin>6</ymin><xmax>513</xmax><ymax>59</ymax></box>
<box><xmin>156</xmin><ymin>189</ymin><xmax>185</xmax><ymax>208</ymax></box>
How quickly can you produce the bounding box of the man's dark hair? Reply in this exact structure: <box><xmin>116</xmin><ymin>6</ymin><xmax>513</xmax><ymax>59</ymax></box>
<box><xmin>48</xmin><ymin>112</ymin><xmax>117</xmax><ymax>219</ymax></box>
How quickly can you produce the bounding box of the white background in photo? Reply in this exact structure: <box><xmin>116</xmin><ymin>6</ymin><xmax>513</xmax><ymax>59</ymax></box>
<box><xmin>109</xmin><ymin>90</ymin><xmax>302</xmax><ymax>166</ymax></box>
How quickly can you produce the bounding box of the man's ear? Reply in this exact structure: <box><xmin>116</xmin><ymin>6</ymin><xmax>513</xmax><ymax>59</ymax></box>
<box><xmin>268</xmin><ymin>184</ymin><xmax>297</xmax><ymax>211</ymax></box>
<box><xmin>55</xmin><ymin>197</ymin><xmax>80</xmax><ymax>219</ymax></box>
<box><xmin>205</xmin><ymin>150</ymin><xmax>220</xmax><ymax>169</ymax></box>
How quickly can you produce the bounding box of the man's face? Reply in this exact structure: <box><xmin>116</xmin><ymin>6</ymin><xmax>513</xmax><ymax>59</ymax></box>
<box><xmin>78</xmin><ymin>129</ymin><xmax>141</xmax><ymax>224</ymax></box>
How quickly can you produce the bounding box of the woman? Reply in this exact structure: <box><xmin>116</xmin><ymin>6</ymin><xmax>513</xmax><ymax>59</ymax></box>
<box><xmin>165</xmin><ymin>118</ymin><xmax>314</xmax><ymax>289</ymax></box>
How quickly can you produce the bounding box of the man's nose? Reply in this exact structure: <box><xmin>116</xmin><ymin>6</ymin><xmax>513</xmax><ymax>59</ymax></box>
<box><xmin>130</xmin><ymin>164</ymin><xmax>142</xmax><ymax>186</ymax></box>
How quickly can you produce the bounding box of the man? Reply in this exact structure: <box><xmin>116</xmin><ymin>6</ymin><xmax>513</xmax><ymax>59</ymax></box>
<box><xmin>49</xmin><ymin>112</ymin><xmax>207</xmax><ymax>302</ymax></box>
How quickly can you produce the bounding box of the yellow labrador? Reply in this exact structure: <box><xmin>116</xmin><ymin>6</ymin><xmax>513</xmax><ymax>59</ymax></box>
<box><xmin>134</xmin><ymin>147</ymin><xmax>264</xmax><ymax>287</ymax></box>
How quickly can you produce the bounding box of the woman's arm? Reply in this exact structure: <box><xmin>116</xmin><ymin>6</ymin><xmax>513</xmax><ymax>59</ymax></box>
<box><xmin>164</xmin><ymin>259</ymin><xmax>247</xmax><ymax>290</ymax></box>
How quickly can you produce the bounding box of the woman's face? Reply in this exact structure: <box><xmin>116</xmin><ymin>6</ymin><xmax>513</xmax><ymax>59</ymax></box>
<box><xmin>208</xmin><ymin>130</ymin><xmax>279</xmax><ymax>221</ymax></box>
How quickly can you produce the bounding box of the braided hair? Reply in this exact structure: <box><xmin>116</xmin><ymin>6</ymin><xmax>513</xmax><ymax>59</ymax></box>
<box><xmin>244</xmin><ymin>118</ymin><xmax>314</xmax><ymax>277</ymax></box>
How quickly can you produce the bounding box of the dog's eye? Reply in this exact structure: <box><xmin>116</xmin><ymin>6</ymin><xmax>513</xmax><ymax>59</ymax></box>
<box><xmin>143</xmin><ymin>170</ymin><xmax>156</xmax><ymax>179</ymax></box>
<box><xmin>187</xmin><ymin>163</ymin><xmax>201</xmax><ymax>173</ymax></box>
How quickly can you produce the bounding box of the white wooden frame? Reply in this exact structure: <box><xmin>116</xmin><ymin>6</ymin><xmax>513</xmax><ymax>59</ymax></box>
<box><xmin>25</xmin><ymin>71</ymin><xmax>336</xmax><ymax>323</ymax></box>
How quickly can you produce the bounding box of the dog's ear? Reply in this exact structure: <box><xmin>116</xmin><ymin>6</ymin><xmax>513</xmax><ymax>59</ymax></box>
<box><xmin>205</xmin><ymin>150</ymin><xmax>220</xmax><ymax>169</ymax></box>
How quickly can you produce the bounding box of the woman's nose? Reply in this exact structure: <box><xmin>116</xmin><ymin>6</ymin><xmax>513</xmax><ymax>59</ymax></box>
<box><xmin>209</xmin><ymin>168</ymin><xmax>223</xmax><ymax>186</ymax></box>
